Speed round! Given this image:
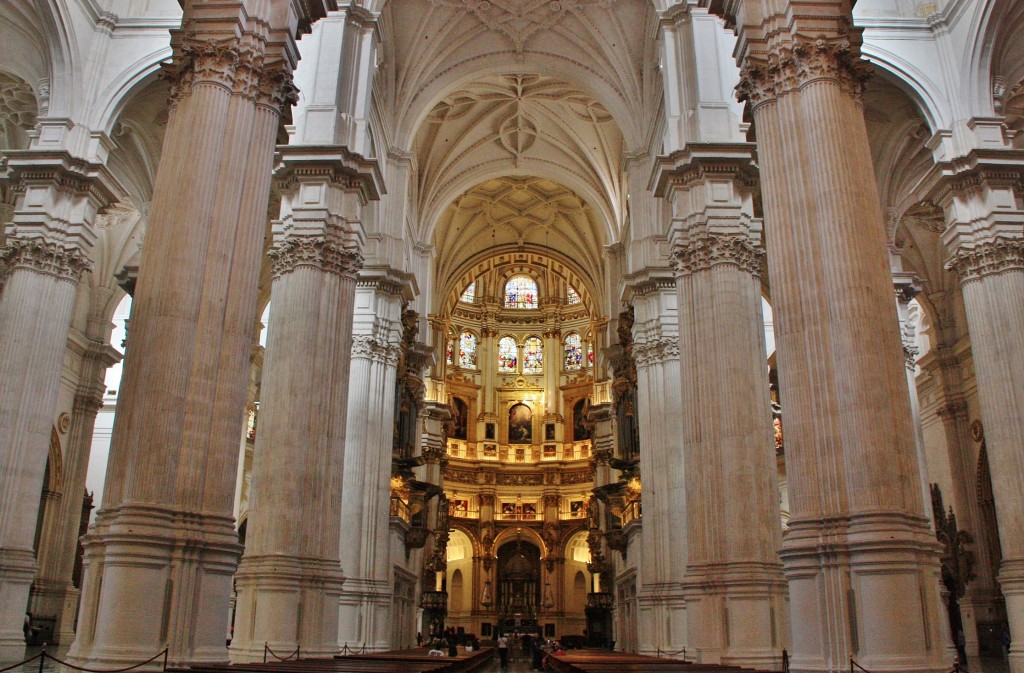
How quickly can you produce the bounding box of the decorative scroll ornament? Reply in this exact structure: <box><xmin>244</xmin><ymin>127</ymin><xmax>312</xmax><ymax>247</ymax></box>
<box><xmin>0</xmin><ymin>239</ymin><xmax>92</xmax><ymax>284</ymax></box>
<box><xmin>737</xmin><ymin>37</ymin><xmax>872</xmax><ymax>110</ymax></box>
<box><xmin>268</xmin><ymin>238</ymin><xmax>362</xmax><ymax>279</ymax></box>
<box><xmin>671</xmin><ymin>232</ymin><xmax>764</xmax><ymax>278</ymax></box>
<box><xmin>945</xmin><ymin>238</ymin><xmax>1024</xmax><ymax>283</ymax></box>
<box><xmin>164</xmin><ymin>38</ymin><xmax>298</xmax><ymax>110</ymax></box>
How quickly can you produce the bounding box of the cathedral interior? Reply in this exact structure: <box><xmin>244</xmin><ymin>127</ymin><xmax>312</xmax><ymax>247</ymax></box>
<box><xmin>1</xmin><ymin>1</ymin><xmax>1023</xmax><ymax>673</ymax></box>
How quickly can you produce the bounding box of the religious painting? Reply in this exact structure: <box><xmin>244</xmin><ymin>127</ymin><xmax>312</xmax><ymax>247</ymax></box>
<box><xmin>521</xmin><ymin>503</ymin><xmax>537</xmax><ymax>519</ymax></box>
<box><xmin>452</xmin><ymin>397</ymin><xmax>468</xmax><ymax>440</ymax></box>
<box><xmin>483</xmin><ymin>443</ymin><xmax>497</xmax><ymax>457</ymax></box>
<box><xmin>543</xmin><ymin>444</ymin><xmax>557</xmax><ymax>458</ymax></box>
<box><xmin>509</xmin><ymin>403</ymin><xmax>533</xmax><ymax>444</ymax></box>
<box><xmin>587</xmin><ymin>341</ymin><xmax>594</xmax><ymax>367</ymax></box>
<box><xmin>450</xmin><ymin>498</ymin><xmax>470</xmax><ymax>516</ymax></box>
<box><xmin>573</xmin><ymin>399</ymin><xmax>590</xmax><ymax>441</ymax></box>
<box><xmin>570</xmin><ymin>500</ymin><xmax>585</xmax><ymax>517</ymax></box>
<box><xmin>446</xmin><ymin>337</ymin><xmax>454</xmax><ymax>365</ymax></box>
<box><xmin>515</xmin><ymin>447</ymin><xmax>526</xmax><ymax>462</ymax></box>
<box><xmin>545</xmin><ymin>423</ymin><xmax>555</xmax><ymax>441</ymax></box>
<box><xmin>485</xmin><ymin>422</ymin><xmax>496</xmax><ymax>440</ymax></box>
<box><xmin>502</xmin><ymin>502</ymin><xmax>517</xmax><ymax>516</ymax></box>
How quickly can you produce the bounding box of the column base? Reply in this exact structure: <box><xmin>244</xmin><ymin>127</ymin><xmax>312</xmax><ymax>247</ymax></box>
<box><xmin>28</xmin><ymin>579</ymin><xmax>80</xmax><ymax>645</ymax></box>
<box><xmin>636</xmin><ymin>583</ymin><xmax>687</xmax><ymax>657</ymax></box>
<box><xmin>781</xmin><ymin>513</ymin><xmax>948</xmax><ymax>673</ymax></box>
<box><xmin>338</xmin><ymin>578</ymin><xmax>393</xmax><ymax>652</ymax></box>
<box><xmin>0</xmin><ymin>548</ymin><xmax>36</xmax><ymax>664</ymax></box>
<box><xmin>230</xmin><ymin>554</ymin><xmax>345</xmax><ymax>662</ymax></box>
<box><xmin>66</xmin><ymin>505</ymin><xmax>242</xmax><ymax>670</ymax></box>
<box><xmin>683</xmin><ymin>562</ymin><xmax>788</xmax><ymax>670</ymax></box>
<box><xmin>998</xmin><ymin>560</ymin><xmax>1024</xmax><ymax>673</ymax></box>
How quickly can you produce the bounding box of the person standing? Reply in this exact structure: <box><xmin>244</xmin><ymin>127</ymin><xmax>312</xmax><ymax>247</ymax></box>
<box><xmin>497</xmin><ymin>633</ymin><xmax>509</xmax><ymax>669</ymax></box>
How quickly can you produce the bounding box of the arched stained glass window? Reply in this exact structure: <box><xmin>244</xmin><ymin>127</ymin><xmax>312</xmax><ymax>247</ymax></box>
<box><xmin>446</xmin><ymin>335</ymin><xmax>454</xmax><ymax>365</ymax></box>
<box><xmin>459</xmin><ymin>331</ymin><xmax>478</xmax><ymax>369</ymax></box>
<box><xmin>460</xmin><ymin>282</ymin><xmax>476</xmax><ymax>303</ymax></box>
<box><xmin>504</xmin><ymin>275</ymin><xmax>538</xmax><ymax>309</ymax></box>
<box><xmin>498</xmin><ymin>336</ymin><xmax>518</xmax><ymax>373</ymax></box>
<box><xmin>564</xmin><ymin>333</ymin><xmax>583</xmax><ymax>370</ymax></box>
<box><xmin>523</xmin><ymin>336</ymin><xmax>543</xmax><ymax>374</ymax></box>
<box><xmin>587</xmin><ymin>340</ymin><xmax>594</xmax><ymax>367</ymax></box>
<box><xmin>567</xmin><ymin>286</ymin><xmax>581</xmax><ymax>305</ymax></box>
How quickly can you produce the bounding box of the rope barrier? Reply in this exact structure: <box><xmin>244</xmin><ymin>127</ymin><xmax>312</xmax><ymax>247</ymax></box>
<box><xmin>0</xmin><ymin>646</ymin><xmax>168</xmax><ymax>673</ymax></box>
<box><xmin>262</xmin><ymin>643</ymin><xmax>299</xmax><ymax>663</ymax></box>
<box><xmin>0</xmin><ymin>652</ymin><xmax>42</xmax><ymax>673</ymax></box>
<box><xmin>655</xmin><ymin>647</ymin><xmax>687</xmax><ymax>661</ymax></box>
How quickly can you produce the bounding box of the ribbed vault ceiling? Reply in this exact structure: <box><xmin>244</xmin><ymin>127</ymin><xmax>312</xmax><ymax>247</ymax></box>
<box><xmin>432</xmin><ymin>176</ymin><xmax>605</xmax><ymax>309</ymax></box>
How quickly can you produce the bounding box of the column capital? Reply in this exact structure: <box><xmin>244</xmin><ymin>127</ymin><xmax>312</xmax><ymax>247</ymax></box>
<box><xmin>268</xmin><ymin>237</ymin><xmax>363</xmax><ymax>279</ymax></box>
<box><xmin>736</xmin><ymin>37</ymin><xmax>871</xmax><ymax>111</ymax></box>
<box><xmin>163</xmin><ymin>37</ymin><xmax>299</xmax><ymax>110</ymax></box>
<box><xmin>632</xmin><ymin>338</ymin><xmax>680</xmax><ymax>368</ymax></box>
<box><xmin>351</xmin><ymin>334</ymin><xmax>401</xmax><ymax>366</ymax></box>
<box><xmin>945</xmin><ymin>237</ymin><xmax>1024</xmax><ymax>284</ymax></box>
<box><xmin>670</xmin><ymin>230</ymin><xmax>764</xmax><ymax>278</ymax></box>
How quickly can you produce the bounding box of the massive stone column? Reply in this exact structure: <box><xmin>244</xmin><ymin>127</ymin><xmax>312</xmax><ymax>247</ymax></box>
<box><xmin>655</xmin><ymin>149</ymin><xmax>787</xmax><ymax>668</ymax></box>
<box><xmin>937</xmin><ymin>167</ymin><xmax>1024</xmax><ymax>673</ymax></box>
<box><xmin>729</xmin><ymin>5</ymin><xmax>947</xmax><ymax>672</ymax></box>
<box><xmin>337</xmin><ymin>269</ymin><xmax>411</xmax><ymax>652</ymax></box>
<box><xmin>0</xmin><ymin>152</ymin><xmax>119</xmax><ymax>663</ymax></box>
<box><xmin>66</xmin><ymin>8</ymin><xmax>321</xmax><ymax>666</ymax></box>
<box><xmin>29</xmin><ymin>333</ymin><xmax>120</xmax><ymax>645</ymax></box>
<box><xmin>230</xmin><ymin>147</ymin><xmax>379</xmax><ymax>661</ymax></box>
<box><xmin>624</xmin><ymin>273</ymin><xmax>689</xmax><ymax>657</ymax></box>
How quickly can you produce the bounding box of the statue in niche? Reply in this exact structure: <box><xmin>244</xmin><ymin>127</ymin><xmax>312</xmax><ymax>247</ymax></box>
<box><xmin>452</xmin><ymin>397</ymin><xmax>468</xmax><ymax>440</ymax></box>
<box><xmin>508</xmin><ymin>403</ymin><xmax>532</xmax><ymax>444</ymax></box>
<box><xmin>573</xmin><ymin>398</ymin><xmax>590</xmax><ymax>441</ymax></box>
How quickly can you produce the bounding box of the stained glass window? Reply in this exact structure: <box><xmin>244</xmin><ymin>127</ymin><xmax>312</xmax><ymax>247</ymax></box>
<box><xmin>523</xmin><ymin>336</ymin><xmax>543</xmax><ymax>374</ymax></box>
<box><xmin>459</xmin><ymin>331</ymin><xmax>477</xmax><ymax>369</ymax></box>
<box><xmin>587</xmin><ymin>340</ymin><xmax>594</xmax><ymax>367</ymax></box>
<box><xmin>446</xmin><ymin>336</ymin><xmax>454</xmax><ymax>365</ymax></box>
<box><xmin>564</xmin><ymin>333</ymin><xmax>583</xmax><ymax>370</ymax></box>
<box><xmin>460</xmin><ymin>282</ymin><xmax>475</xmax><ymax>303</ymax></box>
<box><xmin>567</xmin><ymin>286</ymin><xmax>581</xmax><ymax>305</ymax></box>
<box><xmin>498</xmin><ymin>336</ymin><xmax>518</xmax><ymax>373</ymax></box>
<box><xmin>504</xmin><ymin>275</ymin><xmax>538</xmax><ymax>309</ymax></box>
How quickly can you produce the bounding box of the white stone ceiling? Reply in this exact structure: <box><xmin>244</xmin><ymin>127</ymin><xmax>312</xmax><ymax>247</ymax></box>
<box><xmin>415</xmin><ymin>73</ymin><xmax>622</xmax><ymax>244</ymax></box>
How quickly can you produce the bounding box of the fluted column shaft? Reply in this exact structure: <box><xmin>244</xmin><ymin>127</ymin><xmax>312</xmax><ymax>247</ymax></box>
<box><xmin>628</xmin><ymin>277</ymin><xmax>689</xmax><ymax>657</ymax></box>
<box><xmin>734</xmin><ymin>23</ymin><xmax>946</xmax><ymax>673</ymax></box>
<box><xmin>231</xmin><ymin>149</ymin><xmax>376</xmax><ymax>661</ymax></box>
<box><xmin>0</xmin><ymin>153</ymin><xmax>117</xmax><ymax>663</ymax></box>
<box><xmin>337</xmin><ymin>275</ymin><xmax>407</xmax><ymax>651</ymax></box>
<box><xmin>29</xmin><ymin>337</ymin><xmax>120</xmax><ymax>644</ymax></box>
<box><xmin>940</xmin><ymin>171</ymin><xmax>1024</xmax><ymax>673</ymax></box>
<box><xmin>657</xmin><ymin>155</ymin><xmax>787</xmax><ymax>668</ymax></box>
<box><xmin>68</xmin><ymin>24</ymin><xmax>297</xmax><ymax>668</ymax></box>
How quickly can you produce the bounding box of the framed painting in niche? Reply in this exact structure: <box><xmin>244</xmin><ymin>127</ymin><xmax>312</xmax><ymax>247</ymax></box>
<box><xmin>543</xmin><ymin>444</ymin><xmax>557</xmax><ymax>458</ymax></box>
<box><xmin>483</xmin><ymin>443</ymin><xmax>497</xmax><ymax>457</ymax></box>
<box><xmin>545</xmin><ymin>423</ymin><xmax>555</xmax><ymax>441</ymax></box>
<box><xmin>509</xmin><ymin>403</ymin><xmax>532</xmax><ymax>444</ymax></box>
<box><xmin>485</xmin><ymin>422</ymin><xmax>496</xmax><ymax>440</ymax></box>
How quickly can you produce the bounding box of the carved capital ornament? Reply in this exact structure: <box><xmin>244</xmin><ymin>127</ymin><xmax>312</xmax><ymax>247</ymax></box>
<box><xmin>268</xmin><ymin>238</ymin><xmax>363</xmax><ymax>279</ymax></box>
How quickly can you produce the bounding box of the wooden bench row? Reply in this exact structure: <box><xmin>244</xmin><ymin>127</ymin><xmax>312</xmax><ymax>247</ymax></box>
<box><xmin>546</xmin><ymin>650</ymin><xmax>774</xmax><ymax>673</ymax></box>
<box><xmin>174</xmin><ymin>647</ymin><xmax>492</xmax><ymax>673</ymax></box>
